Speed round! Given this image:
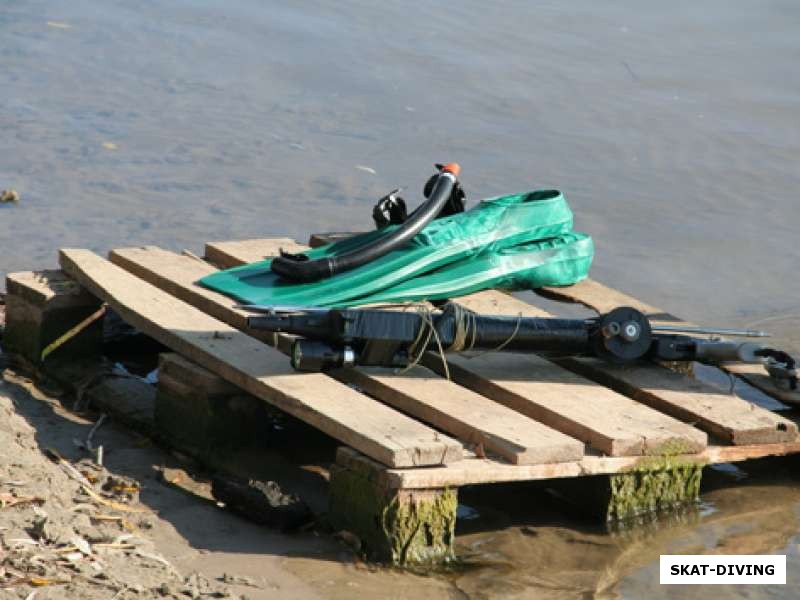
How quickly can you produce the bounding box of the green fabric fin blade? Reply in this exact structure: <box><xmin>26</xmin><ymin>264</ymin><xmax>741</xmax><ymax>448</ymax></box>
<box><xmin>344</xmin><ymin>232</ymin><xmax>594</xmax><ymax>307</ymax></box>
<box><xmin>199</xmin><ymin>189</ymin><xmax>589</xmax><ymax>308</ymax></box>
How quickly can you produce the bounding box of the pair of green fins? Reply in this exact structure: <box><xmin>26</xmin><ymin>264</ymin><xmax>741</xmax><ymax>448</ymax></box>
<box><xmin>199</xmin><ymin>189</ymin><xmax>594</xmax><ymax>308</ymax></box>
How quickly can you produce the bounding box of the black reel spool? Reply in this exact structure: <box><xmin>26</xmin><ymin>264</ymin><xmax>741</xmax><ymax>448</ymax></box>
<box><xmin>590</xmin><ymin>306</ymin><xmax>652</xmax><ymax>364</ymax></box>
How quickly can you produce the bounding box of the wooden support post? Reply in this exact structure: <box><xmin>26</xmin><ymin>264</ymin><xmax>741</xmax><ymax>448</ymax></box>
<box><xmin>156</xmin><ymin>353</ymin><xmax>279</xmax><ymax>459</ymax></box>
<box><xmin>330</xmin><ymin>448</ymin><xmax>457</xmax><ymax>565</ymax></box>
<box><xmin>551</xmin><ymin>455</ymin><xmax>704</xmax><ymax>522</ymax></box>
<box><xmin>3</xmin><ymin>271</ymin><xmax>103</xmax><ymax>367</ymax></box>
<box><xmin>606</xmin><ymin>462</ymin><xmax>703</xmax><ymax>521</ymax></box>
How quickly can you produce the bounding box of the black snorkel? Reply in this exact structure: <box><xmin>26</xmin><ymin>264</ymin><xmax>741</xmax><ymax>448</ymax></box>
<box><xmin>270</xmin><ymin>163</ymin><xmax>462</xmax><ymax>283</ymax></box>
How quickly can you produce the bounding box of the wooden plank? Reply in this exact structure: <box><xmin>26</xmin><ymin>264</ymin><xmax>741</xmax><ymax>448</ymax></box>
<box><xmin>110</xmin><ymin>246</ymin><xmax>291</xmax><ymax>353</ymax></box>
<box><xmin>6</xmin><ymin>270</ymin><xmax>98</xmax><ymax>309</ymax></box>
<box><xmin>204</xmin><ymin>238</ymin><xmax>305</xmax><ymax>270</ymax></box>
<box><xmin>454</xmin><ymin>291</ymin><xmax>798</xmax><ymax>444</ymax></box>
<box><xmin>204</xmin><ymin>239</ymin><xmax>708</xmax><ymax>458</ymax></box>
<box><xmin>309</xmin><ymin>232</ymin><xmax>363</xmax><ymax>248</ymax></box>
<box><xmin>721</xmin><ymin>361</ymin><xmax>800</xmax><ymax>407</ymax></box>
<box><xmin>538</xmin><ymin>278</ymin><xmax>800</xmax><ymax>406</ymax></box>
<box><xmin>539</xmin><ymin>278</ymin><xmax>674</xmax><ymax>320</ymax></box>
<box><xmin>556</xmin><ymin>358</ymin><xmax>797</xmax><ymax>445</ymax></box>
<box><xmin>158</xmin><ymin>352</ymin><xmax>238</xmax><ymax>397</ymax></box>
<box><xmin>425</xmin><ymin>352</ymin><xmax>707</xmax><ymax>456</ymax></box>
<box><xmin>58</xmin><ymin>249</ymin><xmax>462</xmax><ymax>468</ymax></box>
<box><xmin>336</xmin><ymin>368</ymin><xmax>585</xmax><ymax>465</ymax></box>
<box><xmin>368</xmin><ymin>438</ymin><xmax>800</xmax><ymax>489</ymax></box>
<box><xmin>111</xmin><ymin>245</ymin><xmax>585</xmax><ymax>465</ymax></box>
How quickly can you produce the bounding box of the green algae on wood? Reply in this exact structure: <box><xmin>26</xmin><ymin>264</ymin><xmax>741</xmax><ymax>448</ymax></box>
<box><xmin>606</xmin><ymin>448</ymin><xmax>704</xmax><ymax>522</ymax></box>
<box><xmin>329</xmin><ymin>465</ymin><xmax>457</xmax><ymax>565</ymax></box>
<box><xmin>381</xmin><ymin>488</ymin><xmax>457</xmax><ymax>564</ymax></box>
<box><xmin>547</xmin><ymin>441</ymin><xmax>705</xmax><ymax>522</ymax></box>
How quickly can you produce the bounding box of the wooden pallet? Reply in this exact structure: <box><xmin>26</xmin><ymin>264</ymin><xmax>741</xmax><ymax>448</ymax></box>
<box><xmin>49</xmin><ymin>236</ymin><xmax>796</xmax><ymax>467</ymax></box>
<box><xmin>13</xmin><ymin>235</ymin><xmax>793</xmax><ymax>564</ymax></box>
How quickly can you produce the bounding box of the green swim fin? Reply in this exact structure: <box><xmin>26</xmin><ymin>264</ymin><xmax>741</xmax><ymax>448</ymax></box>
<box><xmin>345</xmin><ymin>232</ymin><xmax>594</xmax><ymax>307</ymax></box>
<box><xmin>199</xmin><ymin>189</ymin><xmax>591</xmax><ymax>307</ymax></box>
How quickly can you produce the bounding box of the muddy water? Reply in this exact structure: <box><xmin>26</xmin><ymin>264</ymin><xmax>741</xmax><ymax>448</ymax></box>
<box><xmin>448</xmin><ymin>462</ymin><xmax>800</xmax><ymax>599</ymax></box>
<box><xmin>2</xmin><ymin>1</ymin><xmax>800</xmax><ymax>597</ymax></box>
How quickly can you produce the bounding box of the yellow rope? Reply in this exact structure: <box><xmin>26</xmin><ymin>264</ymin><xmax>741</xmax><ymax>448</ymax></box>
<box><xmin>400</xmin><ymin>304</ymin><xmax>450</xmax><ymax>379</ymax></box>
<box><xmin>397</xmin><ymin>302</ymin><xmax>523</xmax><ymax>377</ymax></box>
<box><xmin>41</xmin><ymin>304</ymin><xmax>107</xmax><ymax>361</ymax></box>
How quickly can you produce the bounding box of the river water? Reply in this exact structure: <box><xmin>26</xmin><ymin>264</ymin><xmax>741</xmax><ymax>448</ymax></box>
<box><xmin>2</xmin><ymin>1</ymin><xmax>800</xmax><ymax>597</ymax></box>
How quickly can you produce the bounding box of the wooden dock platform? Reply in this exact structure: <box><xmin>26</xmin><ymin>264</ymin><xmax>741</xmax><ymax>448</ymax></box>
<box><xmin>4</xmin><ymin>235</ymin><xmax>799</xmax><ymax>565</ymax></box>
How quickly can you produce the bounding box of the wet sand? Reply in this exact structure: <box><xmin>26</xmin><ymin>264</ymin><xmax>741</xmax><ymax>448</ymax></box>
<box><xmin>2</xmin><ymin>1</ymin><xmax>800</xmax><ymax>598</ymax></box>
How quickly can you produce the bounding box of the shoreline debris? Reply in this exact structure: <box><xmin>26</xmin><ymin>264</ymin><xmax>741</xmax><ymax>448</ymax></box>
<box><xmin>211</xmin><ymin>475</ymin><xmax>313</xmax><ymax>532</ymax></box>
<box><xmin>1</xmin><ymin>189</ymin><xmax>19</xmax><ymax>204</ymax></box>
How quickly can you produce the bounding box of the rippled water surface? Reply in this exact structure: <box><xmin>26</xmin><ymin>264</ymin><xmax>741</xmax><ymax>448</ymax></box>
<box><xmin>3</xmin><ymin>1</ymin><xmax>800</xmax><ymax>597</ymax></box>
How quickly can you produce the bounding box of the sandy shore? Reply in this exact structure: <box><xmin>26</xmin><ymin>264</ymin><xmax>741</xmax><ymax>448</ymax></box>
<box><xmin>0</xmin><ymin>362</ymin><xmax>461</xmax><ymax>599</ymax></box>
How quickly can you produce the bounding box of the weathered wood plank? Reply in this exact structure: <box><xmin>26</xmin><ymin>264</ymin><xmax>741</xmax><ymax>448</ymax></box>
<box><xmin>454</xmin><ymin>291</ymin><xmax>798</xmax><ymax>444</ymax></box>
<box><xmin>158</xmin><ymin>352</ymin><xmax>239</xmax><ymax>397</ymax></box>
<box><xmin>339</xmin><ymin>439</ymin><xmax>800</xmax><ymax>489</ymax></box>
<box><xmin>110</xmin><ymin>246</ymin><xmax>290</xmax><ymax>352</ymax></box>
<box><xmin>6</xmin><ymin>270</ymin><xmax>99</xmax><ymax>309</ymax></box>
<box><xmin>539</xmin><ymin>278</ymin><xmax>673</xmax><ymax>320</ymax></box>
<box><xmin>204</xmin><ymin>239</ymin><xmax>708</xmax><ymax>457</ymax></box>
<box><xmin>538</xmin><ymin>278</ymin><xmax>800</xmax><ymax>406</ymax></box>
<box><xmin>59</xmin><ymin>249</ymin><xmax>462</xmax><ymax>468</ymax></box>
<box><xmin>204</xmin><ymin>238</ymin><xmax>305</xmax><ymax>270</ymax></box>
<box><xmin>426</xmin><ymin>352</ymin><xmax>707</xmax><ymax>456</ymax></box>
<box><xmin>336</xmin><ymin>368</ymin><xmax>585</xmax><ymax>464</ymax></box>
<box><xmin>558</xmin><ymin>358</ymin><xmax>796</xmax><ymax>445</ymax></box>
<box><xmin>111</xmin><ymin>245</ymin><xmax>584</xmax><ymax>465</ymax></box>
